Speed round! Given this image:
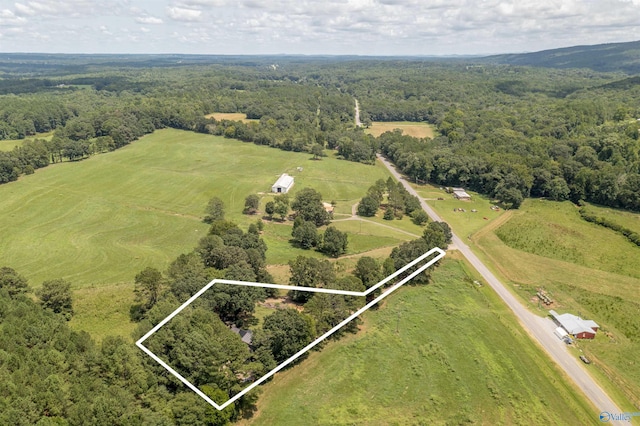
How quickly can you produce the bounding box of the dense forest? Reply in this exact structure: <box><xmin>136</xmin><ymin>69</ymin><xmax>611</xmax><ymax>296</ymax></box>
<box><xmin>2</xmin><ymin>56</ymin><xmax>639</xmax><ymax>212</ymax></box>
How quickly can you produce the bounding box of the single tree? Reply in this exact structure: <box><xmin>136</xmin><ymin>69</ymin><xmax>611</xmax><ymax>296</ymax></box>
<box><xmin>320</xmin><ymin>226</ymin><xmax>348</xmax><ymax>257</ymax></box>
<box><xmin>265</xmin><ymin>201</ymin><xmax>275</xmax><ymax>218</ymax></box>
<box><xmin>288</xmin><ymin>256</ymin><xmax>336</xmax><ymax>303</ymax></box>
<box><xmin>134</xmin><ymin>267</ymin><xmax>164</xmax><ymax>310</ymax></box>
<box><xmin>204</xmin><ymin>196</ymin><xmax>225</xmax><ymax>223</ymax></box>
<box><xmin>357</xmin><ymin>195</ymin><xmax>380</xmax><ymax>217</ymax></box>
<box><xmin>274</xmin><ymin>201</ymin><xmax>289</xmax><ymax>221</ymax></box>
<box><xmin>37</xmin><ymin>278</ymin><xmax>73</xmax><ymax>319</ymax></box>
<box><xmin>411</xmin><ymin>210</ymin><xmax>429</xmax><ymax>226</ymax></box>
<box><xmin>310</xmin><ymin>144</ymin><xmax>324</xmax><ymax>160</ymax></box>
<box><xmin>291</xmin><ymin>220</ymin><xmax>320</xmax><ymax>249</ymax></box>
<box><xmin>354</xmin><ymin>256</ymin><xmax>382</xmax><ymax>289</ymax></box>
<box><xmin>0</xmin><ymin>266</ymin><xmax>29</xmax><ymax>297</ymax></box>
<box><xmin>291</xmin><ymin>187</ymin><xmax>330</xmax><ymax>226</ymax></box>
<box><xmin>243</xmin><ymin>194</ymin><xmax>260</xmax><ymax>214</ymax></box>
<box><xmin>261</xmin><ymin>308</ymin><xmax>315</xmax><ymax>362</ymax></box>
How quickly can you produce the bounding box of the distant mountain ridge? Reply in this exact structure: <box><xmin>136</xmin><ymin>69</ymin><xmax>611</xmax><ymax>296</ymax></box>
<box><xmin>483</xmin><ymin>40</ymin><xmax>640</xmax><ymax>74</ymax></box>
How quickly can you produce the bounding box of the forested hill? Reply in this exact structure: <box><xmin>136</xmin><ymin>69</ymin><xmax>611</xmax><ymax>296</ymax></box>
<box><xmin>483</xmin><ymin>40</ymin><xmax>640</xmax><ymax>74</ymax></box>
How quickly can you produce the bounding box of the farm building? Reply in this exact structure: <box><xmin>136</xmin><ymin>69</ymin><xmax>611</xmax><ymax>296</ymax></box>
<box><xmin>452</xmin><ymin>187</ymin><xmax>471</xmax><ymax>200</ymax></box>
<box><xmin>549</xmin><ymin>310</ymin><xmax>599</xmax><ymax>339</ymax></box>
<box><xmin>271</xmin><ymin>173</ymin><xmax>294</xmax><ymax>194</ymax></box>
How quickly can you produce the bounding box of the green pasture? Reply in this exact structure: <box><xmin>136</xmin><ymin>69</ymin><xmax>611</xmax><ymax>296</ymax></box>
<box><xmin>469</xmin><ymin>199</ymin><xmax>640</xmax><ymax>408</ymax></box>
<box><xmin>414</xmin><ymin>182</ymin><xmax>505</xmax><ymax>237</ymax></box>
<box><xmin>0</xmin><ymin>128</ymin><xmax>401</xmax><ymax>338</ymax></box>
<box><xmin>0</xmin><ymin>128</ymin><xmax>392</xmax><ymax>288</ymax></box>
<box><xmin>0</xmin><ymin>131</ymin><xmax>54</xmax><ymax>151</ymax></box>
<box><xmin>243</xmin><ymin>257</ymin><xmax>595</xmax><ymax>425</ymax></box>
<box><xmin>580</xmin><ymin>202</ymin><xmax>640</xmax><ymax>235</ymax></box>
<box><xmin>494</xmin><ymin>200</ymin><xmax>640</xmax><ymax>280</ymax></box>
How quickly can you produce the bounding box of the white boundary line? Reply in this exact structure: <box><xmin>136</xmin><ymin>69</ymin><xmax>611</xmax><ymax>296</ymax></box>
<box><xmin>136</xmin><ymin>247</ymin><xmax>445</xmax><ymax>410</ymax></box>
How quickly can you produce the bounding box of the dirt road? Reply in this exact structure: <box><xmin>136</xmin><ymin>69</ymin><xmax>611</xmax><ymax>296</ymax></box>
<box><xmin>354</xmin><ymin>99</ymin><xmax>362</xmax><ymax>127</ymax></box>
<box><xmin>377</xmin><ymin>154</ymin><xmax>624</xmax><ymax>421</ymax></box>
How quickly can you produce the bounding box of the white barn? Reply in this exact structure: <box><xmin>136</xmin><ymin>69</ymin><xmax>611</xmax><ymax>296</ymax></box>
<box><xmin>272</xmin><ymin>173</ymin><xmax>294</xmax><ymax>194</ymax></box>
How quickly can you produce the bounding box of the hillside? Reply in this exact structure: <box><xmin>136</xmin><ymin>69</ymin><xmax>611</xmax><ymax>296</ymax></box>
<box><xmin>483</xmin><ymin>40</ymin><xmax>640</xmax><ymax>73</ymax></box>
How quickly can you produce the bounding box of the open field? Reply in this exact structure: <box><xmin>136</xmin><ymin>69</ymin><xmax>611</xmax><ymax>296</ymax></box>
<box><xmin>467</xmin><ymin>199</ymin><xmax>640</xmax><ymax>408</ymax></box>
<box><xmin>0</xmin><ymin>128</ymin><xmax>403</xmax><ymax>338</ymax></box>
<box><xmin>241</xmin><ymin>256</ymin><xmax>595</xmax><ymax>425</ymax></box>
<box><xmin>413</xmin><ymin>182</ymin><xmax>505</xmax><ymax>238</ymax></box>
<box><xmin>205</xmin><ymin>112</ymin><xmax>258</xmax><ymax>123</ymax></box>
<box><xmin>581</xmin><ymin>202</ymin><xmax>640</xmax><ymax>235</ymax></box>
<box><xmin>494</xmin><ymin>200</ymin><xmax>640</xmax><ymax>280</ymax></box>
<box><xmin>365</xmin><ymin>121</ymin><xmax>435</xmax><ymax>138</ymax></box>
<box><xmin>0</xmin><ymin>131</ymin><xmax>54</xmax><ymax>151</ymax></box>
<box><xmin>69</xmin><ymin>283</ymin><xmax>136</xmax><ymax>341</ymax></box>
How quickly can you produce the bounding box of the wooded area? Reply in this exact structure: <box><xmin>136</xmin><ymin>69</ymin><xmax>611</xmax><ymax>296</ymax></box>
<box><xmin>2</xmin><ymin>58</ymin><xmax>639</xmax><ymax>211</ymax></box>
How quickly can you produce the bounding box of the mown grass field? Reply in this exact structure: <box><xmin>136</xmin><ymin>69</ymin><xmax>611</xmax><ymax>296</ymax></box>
<box><xmin>365</xmin><ymin>121</ymin><xmax>435</xmax><ymax>139</ymax></box>
<box><xmin>241</xmin><ymin>256</ymin><xmax>595</xmax><ymax>425</ymax></box>
<box><xmin>205</xmin><ymin>112</ymin><xmax>258</xmax><ymax>123</ymax></box>
<box><xmin>413</xmin><ymin>182</ymin><xmax>505</xmax><ymax>237</ymax></box>
<box><xmin>467</xmin><ymin>199</ymin><xmax>640</xmax><ymax>409</ymax></box>
<box><xmin>0</xmin><ymin>128</ymin><xmax>410</xmax><ymax>338</ymax></box>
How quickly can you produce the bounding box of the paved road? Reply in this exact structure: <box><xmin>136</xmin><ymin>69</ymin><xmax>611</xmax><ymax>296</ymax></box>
<box><xmin>377</xmin><ymin>154</ymin><xmax>624</xmax><ymax>421</ymax></box>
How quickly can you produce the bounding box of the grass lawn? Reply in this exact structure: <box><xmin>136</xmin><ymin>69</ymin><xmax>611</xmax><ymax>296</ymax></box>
<box><xmin>468</xmin><ymin>199</ymin><xmax>640</xmax><ymax>409</ymax></box>
<box><xmin>413</xmin><ymin>182</ymin><xmax>505</xmax><ymax>238</ymax></box>
<box><xmin>241</xmin><ymin>257</ymin><xmax>595</xmax><ymax>425</ymax></box>
<box><xmin>0</xmin><ymin>129</ymin><xmax>396</xmax><ymax>339</ymax></box>
<box><xmin>365</xmin><ymin>121</ymin><xmax>435</xmax><ymax>139</ymax></box>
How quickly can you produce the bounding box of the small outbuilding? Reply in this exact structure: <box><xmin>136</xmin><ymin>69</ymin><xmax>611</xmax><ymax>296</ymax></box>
<box><xmin>272</xmin><ymin>173</ymin><xmax>294</xmax><ymax>194</ymax></box>
<box><xmin>452</xmin><ymin>187</ymin><xmax>471</xmax><ymax>200</ymax></box>
<box><xmin>230</xmin><ymin>325</ymin><xmax>253</xmax><ymax>345</ymax></box>
<box><xmin>549</xmin><ymin>310</ymin><xmax>599</xmax><ymax>339</ymax></box>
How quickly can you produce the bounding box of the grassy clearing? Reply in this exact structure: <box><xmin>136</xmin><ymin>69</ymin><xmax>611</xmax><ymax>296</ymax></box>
<box><xmin>0</xmin><ymin>129</ymin><xmax>397</xmax><ymax>339</ymax></box>
<box><xmin>365</xmin><ymin>121</ymin><xmax>435</xmax><ymax>139</ymax></box>
<box><xmin>467</xmin><ymin>199</ymin><xmax>640</xmax><ymax>408</ymax></box>
<box><xmin>205</xmin><ymin>112</ymin><xmax>258</xmax><ymax>123</ymax></box>
<box><xmin>581</xmin><ymin>202</ymin><xmax>640</xmax><ymax>235</ymax></box>
<box><xmin>493</xmin><ymin>200</ymin><xmax>640</xmax><ymax>280</ymax></box>
<box><xmin>414</xmin><ymin>182</ymin><xmax>505</xmax><ymax>237</ymax></box>
<box><xmin>68</xmin><ymin>283</ymin><xmax>137</xmax><ymax>342</ymax></box>
<box><xmin>241</xmin><ymin>257</ymin><xmax>595</xmax><ymax>425</ymax></box>
<box><xmin>0</xmin><ymin>131</ymin><xmax>54</xmax><ymax>151</ymax></box>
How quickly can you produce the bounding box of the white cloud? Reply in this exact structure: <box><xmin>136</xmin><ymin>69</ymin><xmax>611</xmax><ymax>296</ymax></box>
<box><xmin>166</xmin><ymin>6</ymin><xmax>202</xmax><ymax>22</ymax></box>
<box><xmin>14</xmin><ymin>3</ymin><xmax>36</xmax><ymax>16</ymax></box>
<box><xmin>136</xmin><ymin>16</ymin><xmax>164</xmax><ymax>24</ymax></box>
<box><xmin>2</xmin><ymin>0</ymin><xmax>640</xmax><ymax>54</ymax></box>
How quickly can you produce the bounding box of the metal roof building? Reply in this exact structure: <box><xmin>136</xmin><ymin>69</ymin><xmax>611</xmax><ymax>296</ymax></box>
<box><xmin>549</xmin><ymin>310</ymin><xmax>599</xmax><ymax>339</ymax></box>
<box><xmin>272</xmin><ymin>173</ymin><xmax>294</xmax><ymax>194</ymax></box>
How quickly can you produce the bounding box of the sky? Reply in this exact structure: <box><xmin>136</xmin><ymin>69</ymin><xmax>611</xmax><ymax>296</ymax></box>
<box><xmin>1</xmin><ymin>0</ymin><xmax>640</xmax><ymax>56</ymax></box>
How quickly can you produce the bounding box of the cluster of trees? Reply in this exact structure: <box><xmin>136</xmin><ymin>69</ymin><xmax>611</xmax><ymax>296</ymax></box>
<box><xmin>389</xmin><ymin>221</ymin><xmax>452</xmax><ymax>284</ymax></box>
<box><xmin>0</xmin><ymin>266</ymin><xmax>252</xmax><ymax>424</ymax></box>
<box><xmin>357</xmin><ymin>177</ymin><xmax>425</xmax><ymax>223</ymax></box>
<box><xmin>287</xmin><ymin>187</ymin><xmax>348</xmax><ymax>257</ymax></box>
